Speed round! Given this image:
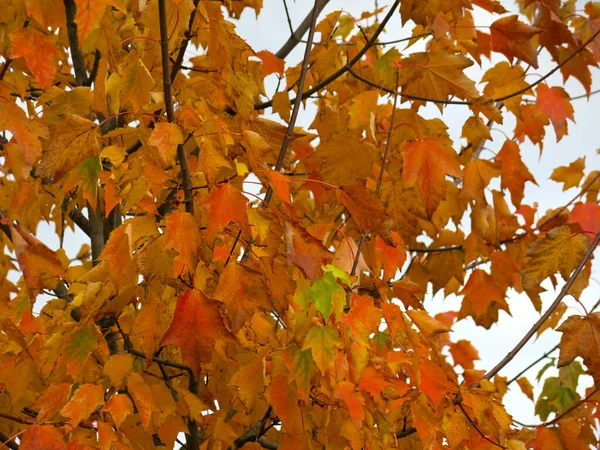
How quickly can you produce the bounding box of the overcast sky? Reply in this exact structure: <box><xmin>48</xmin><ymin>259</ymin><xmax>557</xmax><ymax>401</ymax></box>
<box><xmin>27</xmin><ymin>0</ymin><xmax>600</xmax><ymax>429</ymax></box>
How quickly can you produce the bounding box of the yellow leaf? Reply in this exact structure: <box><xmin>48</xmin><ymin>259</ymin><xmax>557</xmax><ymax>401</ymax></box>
<box><xmin>521</xmin><ymin>226</ymin><xmax>589</xmax><ymax>290</ymax></box>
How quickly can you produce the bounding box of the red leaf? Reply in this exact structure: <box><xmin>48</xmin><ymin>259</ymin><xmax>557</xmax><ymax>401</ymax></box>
<box><xmin>161</xmin><ymin>290</ymin><xmax>233</xmax><ymax>374</ymax></box>
<box><xmin>205</xmin><ymin>184</ymin><xmax>250</xmax><ymax>241</ymax></box>
<box><xmin>10</xmin><ymin>28</ymin><xmax>60</xmax><ymax>88</ymax></box>
<box><xmin>568</xmin><ymin>202</ymin><xmax>600</xmax><ymax>237</ymax></box>
<box><xmin>535</xmin><ymin>84</ymin><xmax>575</xmax><ymax>142</ymax></box>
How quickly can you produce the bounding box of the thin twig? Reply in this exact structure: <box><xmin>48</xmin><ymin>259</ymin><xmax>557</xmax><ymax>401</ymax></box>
<box><xmin>263</xmin><ymin>0</ymin><xmax>321</xmax><ymax>205</ymax></box>
<box><xmin>158</xmin><ymin>0</ymin><xmax>194</xmax><ymax>215</ymax></box>
<box><xmin>483</xmin><ymin>232</ymin><xmax>600</xmax><ymax>381</ymax></box>
<box><xmin>458</xmin><ymin>403</ymin><xmax>505</xmax><ymax>449</ymax></box>
<box><xmin>0</xmin><ymin>431</ymin><xmax>19</xmax><ymax>450</ymax></box>
<box><xmin>256</xmin><ymin>0</ymin><xmax>401</xmax><ymax>111</ymax></box>
<box><xmin>348</xmin><ymin>28</ymin><xmax>600</xmax><ymax>107</ymax></box>
<box><xmin>351</xmin><ymin>71</ymin><xmax>399</xmax><ymax>276</ymax></box>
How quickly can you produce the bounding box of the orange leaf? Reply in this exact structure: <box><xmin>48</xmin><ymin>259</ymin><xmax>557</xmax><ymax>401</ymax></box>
<box><xmin>375</xmin><ymin>232</ymin><xmax>407</xmax><ymax>281</ymax></box>
<box><xmin>402</xmin><ymin>137</ymin><xmax>461</xmax><ymax>218</ymax></box>
<box><xmin>20</xmin><ymin>425</ymin><xmax>66</xmax><ymax>450</ymax></box>
<box><xmin>161</xmin><ymin>290</ymin><xmax>233</xmax><ymax>374</ymax></box>
<box><xmin>6</xmin><ymin>220</ymin><xmax>67</xmax><ymax>297</ymax></box>
<box><xmin>458</xmin><ymin>269</ymin><xmax>509</xmax><ymax>329</ymax></box>
<box><xmin>535</xmin><ymin>84</ymin><xmax>575</xmax><ymax>142</ymax></box>
<box><xmin>449</xmin><ymin>340</ymin><xmax>479</xmax><ymax>370</ymax></box>
<box><xmin>557</xmin><ymin>313</ymin><xmax>600</xmax><ymax>385</ymax></box>
<box><xmin>102</xmin><ymin>394</ymin><xmax>134</xmax><ymax>429</ymax></box>
<box><xmin>283</xmin><ymin>221</ymin><xmax>333</xmax><ymax>281</ymax></box>
<box><xmin>256</xmin><ymin>50</ymin><xmax>285</xmax><ymax>75</ymax></box>
<box><xmin>75</xmin><ymin>0</ymin><xmax>109</xmax><ymax>43</ymax></box>
<box><xmin>419</xmin><ymin>359</ymin><xmax>457</xmax><ymax>406</ymax></box>
<box><xmin>59</xmin><ymin>384</ymin><xmax>104</xmax><ymax>426</ymax></box>
<box><xmin>162</xmin><ymin>211</ymin><xmax>202</xmax><ymax>274</ymax></box>
<box><xmin>337</xmin><ymin>182</ymin><xmax>395</xmax><ymax>244</ymax></box>
<box><xmin>148</xmin><ymin>122</ymin><xmax>184</xmax><ymax>165</ymax></box>
<box><xmin>10</xmin><ymin>28</ymin><xmax>59</xmax><ymax>88</ymax></box>
<box><xmin>568</xmin><ymin>202</ymin><xmax>600</xmax><ymax>237</ymax></box>
<box><xmin>490</xmin><ymin>15</ymin><xmax>542</xmax><ymax>68</ymax></box>
<box><xmin>334</xmin><ymin>381</ymin><xmax>365</xmax><ymax>426</ymax></box>
<box><xmin>205</xmin><ymin>184</ymin><xmax>250</xmax><ymax>241</ymax></box>
<box><xmin>495</xmin><ymin>140</ymin><xmax>536</xmax><ymax>207</ymax></box>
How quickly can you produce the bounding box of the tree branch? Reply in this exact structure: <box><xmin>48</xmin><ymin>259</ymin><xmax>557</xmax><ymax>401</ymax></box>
<box><xmin>170</xmin><ymin>0</ymin><xmax>201</xmax><ymax>83</ymax></box>
<box><xmin>255</xmin><ymin>0</ymin><xmax>401</xmax><ymax>111</ymax></box>
<box><xmin>62</xmin><ymin>0</ymin><xmax>88</xmax><ymax>86</ymax></box>
<box><xmin>0</xmin><ymin>431</ymin><xmax>19</xmax><ymax>450</ymax></box>
<box><xmin>348</xmin><ymin>27</ymin><xmax>600</xmax><ymax>107</ymax></box>
<box><xmin>264</xmin><ymin>0</ymin><xmax>322</xmax><ymax>205</ymax></box>
<box><xmin>483</xmin><ymin>231</ymin><xmax>600</xmax><ymax>381</ymax></box>
<box><xmin>275</xmin><ymin>0</ymin><xmax>331</xmax><ymax>60</ymax></box>
<box><xmin>158</xmin><ymin>0</ymin><xmax>194</xmax><ymax>215</ymax></box>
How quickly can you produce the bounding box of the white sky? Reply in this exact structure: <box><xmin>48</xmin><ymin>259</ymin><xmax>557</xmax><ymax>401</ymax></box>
<box><xmin>27</xmin><ymin>0</ymin><xmax>600</xmax><ymax>430</ymax></box>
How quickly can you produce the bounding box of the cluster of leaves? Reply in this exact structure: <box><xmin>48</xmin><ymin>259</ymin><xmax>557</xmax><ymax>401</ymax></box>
<box><xmin>0</xmin><ymin>0</ymin><xmax>599</xmax><ymax>449</ymax></box>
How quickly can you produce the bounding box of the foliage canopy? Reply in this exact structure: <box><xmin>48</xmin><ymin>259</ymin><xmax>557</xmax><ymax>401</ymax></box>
<box><xmin>0</xmin><ymin>0</ymin><xmax>599</xmax><ymax>449</ymax></box>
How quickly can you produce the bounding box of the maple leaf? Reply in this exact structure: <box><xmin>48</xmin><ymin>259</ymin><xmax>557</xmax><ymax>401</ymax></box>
<box><xmin>557</xmin><ymin>313</ymin><xmax>600</xmax><ymax>385</ymax></box>
<box><xmin>568</xmin><ymin>202</ymin><xmax>600</xmax><ymax>237</ymax></box>
<box><xmin>402</xmin><ymin>137</ymin><xmax>461</xmax><ymax>218</ymax></box>
<box><xmin>521</xmin><ymin>226</ymin><xmax>589</xmax><ymax>290</ymax></box>
<box><xmin>302</xmin><ymin>325</ymin><xmax>342</xmax><ymax>375</ymax></box>
<box><xmin>4</xmin><ymin>219</ymin><xmax>67</xmax><ymax>297</ymax></box>
<box><xmin>75</xmin><ymin>0</ymin><xmax>110</xmax><ymax>43</ymax></box>
<box><xmin>59</xmin><ymin>383</ymin><xmax>104</xmax><ymax>426</ymax></box>
<box><xmin>535</xmin><ymin>84</ymin><xmax>575</xmax><ymax>141</ymax></box>
<box><xmin>10</xmin><ymin>28</ymin><xmax>60</xmax><ymax>88</ymax></box>
<box><xmin>37</xmin><ymin>114</ymin><xmax>100</xmax><ymax>182</ymax></box>
<box><xmin>283</xmin><ymin>221</ymin><xmax>333</xmax><ymax>281</ymax></box>
<box><xmin>551</xmin><ymin>157</ymin><xmax>585</xmax><ymax>191</ymax></box>
<box><xmin>495</xmin><ymin>140</ymin><xmax>537</xmax><ymax>207</ymax></box>
<box><xmin>148</xmin><ymin>122</ymin><xmax>184</xmax><ymax>165</ymax></box>
<box><xmin>490</xmin><ymin>15</ymin><xmax>543</xmax><ymax>68</ymax></box>
<box><xmin>162</xmin><ymin>211</ymin><xmax>202</xmax><ymax>275</ymax></box>
<box><xmin>205</xmin><ymin>184</ymin><xmax>250</xmax><ymax>241</ymax></box>
<box><xmin>458</xmin><ymin>269</ymin><xmax>509</xmax><ymax>329</ymax></box>
<box><xmin>256</xmin><ymin>50</ymin><xmax>285</xmax><ymax>75</ymax></box>
<box><xmin>334</xmin><ymin>381</ymin><xmax>365</xmax><ymax>426</ymax></box>
<box><xmin>0</xmin><ymin>99</ymin><xmax>47</xmax><ymax>167</ymax></box>
<box><xmin>20</xmin><ymin>425</ymin><xmax>66</xmax><ymax>450</ymax></box>
<box><xmin>161</xmin><ymin>290</ymin><xmax>233</xmax><ymax>374</ymax></box>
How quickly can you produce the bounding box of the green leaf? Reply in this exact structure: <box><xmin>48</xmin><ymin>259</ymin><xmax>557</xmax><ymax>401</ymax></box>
<box><xmin>311</xmin><ymin>271</ymin><xmax>343</xmax><ymax>321</ymax></box>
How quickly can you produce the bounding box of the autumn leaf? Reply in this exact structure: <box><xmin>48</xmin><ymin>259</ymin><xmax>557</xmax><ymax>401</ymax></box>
<box><xmin>347</xmin><ymin>90</ymin><xmax>379</xmax><ymax>133</ymax></box>
<box><xmin>205</xmin><ymin>184</ymin><xmax>250</xmax><ymax>241</ymax></box>
<box><xmin>256</xmin><ymin>50</ymin><xmax>285</xmax><ymax>75</ymax></box>
<box><xmin>20</xmin><ymin>425</ymin><xmax>66</xmax><ymax>450</ymax></box>
<box><xmin>10</xmin><ymin>28</ymin><xmax>60</xmax><ymax>88</ymax></box>
<box><xmin>557</xmin><ymin>313</ymin><xmax>600</xmax><ymax>385</ymax></box>
<box><xmin>495</xmin><ymin>140</ymin><xmax>537</xmax><ymax>207</ymax></box>
<box><xmin>59</xmin><ymin>383</ymin><xmax>104</xmax><ymax>426</ymax></box>
<box><xmin>149</xmin><ymin>122</ymin><xmax>184</xmax><ymax>165</ymax></box>
<box><xmin>521</xmin><ymin>226</ymin><xmax>589</xmax><ymax>290</ymax></box>
<box><xmin>535</xmin><ymin>84</ymin><xmax>575</xmax><ymax>141</ymax></box>
<box><xmin>75</xmin><ymin>0</ymin><xmax>110</xmax><ymax>43</ymax></box>
<box><xmin>36</xmin><ymin>114</ymin><xmax>100</xmax><ymax>182</ymax></box>
<box><xmin>162</xmin><ymin>211</ymin><xmax>202</xmax><ymax>274</ymax></box>
<box><xmin>402</xmin><ymin>137</ymin><xmax>462</xmax><ymax>217</ymax></box>
<box><xmin>459</xmin><ymin>269</ymin><xmax>509</xmax><ymax>329</ymax></box>
<box><xmin>283</xmin><ymin>221</ymin><xmax>333</xmax><ymax>281</ymax></box>
<box><xmin>0</xmin><ymin>99</ymin><xmax>47</xmax><ymax>167</ymax></box>
<box><xmin>334</xmin><ymin>381</ymin><xmax>365</xmax><ymax>426</ymax></box>
<box><xmin>550</xmin><ymin>157</ymin><xmax>585</xmax><ymax>191</ymax></box>
<box><xmin>568</xmin><ymin>202</ymin><xmax>600</xmax><ymax>237</ymax></box>
<box><xmin>302</xmin><ymin>325</ymin><xmax>342</xmax><ymax>375</ymax></box>
<box><xmin>161</xmin><ymin>290</ymin><xmax>233</xmax><ymax>374</ymax></box>
<box><xmin>490</xmin><ymin>15</ymin><xmax>543</xmax><ymax>67</ymax></box>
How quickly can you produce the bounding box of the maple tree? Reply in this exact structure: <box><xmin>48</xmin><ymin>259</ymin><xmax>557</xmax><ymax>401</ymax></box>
<box><xmin>0</xmin><ymin>0</ymin><xmax>600</xmax><ymax>448</ymax></box>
